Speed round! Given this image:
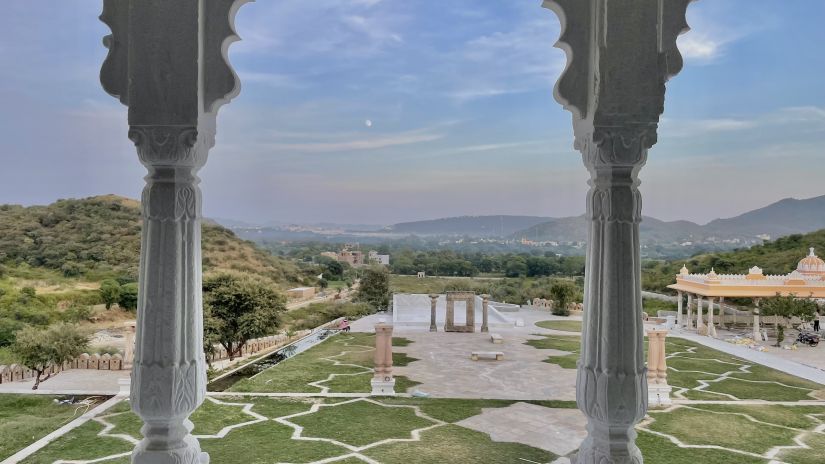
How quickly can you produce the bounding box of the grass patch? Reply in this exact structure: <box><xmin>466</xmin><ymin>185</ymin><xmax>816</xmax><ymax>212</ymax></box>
<box><xmin>707</xmin><ymin>377</ymin><xmax>817</xmax><ymax>401</ymax></box>
<box><xmin>646</xmin><ymin>407</ymin><xmax>798</xmax><ymax>455</ymax></box>
<box><xmin>229</xmin><ymin>333</ymin><xmax>421</xmax><ymax>394</ymax></box>
<box><xmin>21</xmin><ymin>421</ymin><xmax>133</xmax><ymax>464</ymax></box>
<box><xmin>777</xmin><ymin>432</ymin><xmax>825</xmax><ymax>464</ymax></box>
<box><xmin>289</xmin><ymin>399</ymin><xmax>435</xmax><ymax>448</ymax></box>
<box><xmin>525</xmin><ymin>335</ymin><xmax>581</xmax><ymax>353</ymax></box>
<box><xmin>535</xmin><ymin>320</ymin><xmax>582</xmax><ymax>332</ymax></box>
<box><xmin>544</xmin><ymin>354</ymin><xmax>579</xmax><ymax>369</ymax></box>
<box><xmin>0</xmin><ymin>394</ymin><xmax>103</xmax><ymax>461</ymax></box>
<box><xmin>636</xmin><ymin>430</ymin><xmax>766</xmax><ymax>464</ymax></box>
<box><xmin>364</xmin><ymin>424</ymin><xmax>555</xmax><ymax>464</ymax></box>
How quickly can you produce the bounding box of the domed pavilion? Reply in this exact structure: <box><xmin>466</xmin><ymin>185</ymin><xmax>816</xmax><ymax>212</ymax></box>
<box><xmin>668</xmin><ymin>248</ymin><xmax>825</xmax><ymax>341</ymax></box>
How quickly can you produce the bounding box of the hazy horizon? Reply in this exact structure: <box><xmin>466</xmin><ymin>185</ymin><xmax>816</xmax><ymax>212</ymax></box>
<box><xmin>1</xmin><ymin>1</ymin><xmax>824</xmax><ymax>225</ymax></box>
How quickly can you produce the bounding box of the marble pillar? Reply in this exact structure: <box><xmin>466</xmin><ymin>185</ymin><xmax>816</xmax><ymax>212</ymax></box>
<box><xmin>686</xmin><ymin>293</ymin><xmax>694</xmax><ymax>328</ymax></box>
<box><xmin>99</xmin><ymin>1</ymin><xmax>249</xmax><ymax>463</ymax></box>
<box><xmin>676</xmin><ymin>291</ymin><xmax>683</xmax><ymax>327</ymax></box>
<box><xmin>646</xmin><ymin>330</ymin><xmax>671</xmax><ymax>407</ymax></box>
<box><xmin>428</xmin><ymin>294</ymin><xmax>439</xmax><ymax>332</ymax></box>
<box><xmin>706</xmin><ymin>297</ymin><xmax>717</xmax><ymax>338</ymax></box>
<box><xmin>696</xmin><ymin>296</ymin><xmax>705</xmax><ymax>330</ymax></box>
<box><xmin>542</xmin><ymin>1</ymin><xmax>692</xmax><ymax>461</ymax></box>
<box><xmin>481</xmin><ymin>294</ymin><xmax>490</xmax><ymax>333</ymax></box>
<box><xmin>753</xmin><ymin>298</ymin><xmax>763</xmax><ymax>341</ymax></box>
<box><xmin>371</xmin><ymin>321</ymin><xmax>395</xmax><ymax>396</ymax></box>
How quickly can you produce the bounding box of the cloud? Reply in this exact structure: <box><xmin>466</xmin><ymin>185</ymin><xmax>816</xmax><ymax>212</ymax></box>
<box><xmin>661</xmin><ymin>106</ymin><xmax>825</xmax><ymax>138</ymax></box>
<box><xmin>260</xmin><ymin>128</ymin><xmax>444</xmax><ymax>154</ymax></box>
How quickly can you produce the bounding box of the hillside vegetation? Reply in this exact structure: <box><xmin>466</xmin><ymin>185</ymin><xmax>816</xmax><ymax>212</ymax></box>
<box><xmin>0</xmin><ymin>195</ymin><xmax>306</xmax><ymax>287</ymax></box>
<box><xmin>643</xmin><ymin>230</ymin><xmax>825</xmax><ymax>292</ymax></box>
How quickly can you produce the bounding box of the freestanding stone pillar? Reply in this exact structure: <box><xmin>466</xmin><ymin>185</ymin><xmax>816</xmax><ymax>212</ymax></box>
<box><xmin>696</xmin><ymin>296</ymin><xmax>705</xmax><ymax>330</ymax></box>
<box><xmin>371</xmin><ymin>321</ymin><xmax>395</xmax><ymax>396</ymax></box>
<box><xmin>99</xmin><ymin>2</ymin><xmax>249</xmax><ymax>463</ymax></box>
<box><xmin>676</xmin><ymin>291</ymin><xmax>683</xmax><ymax>327</ymax></box>
<box><xmin>428</xmin><ymin>294</ymin><xmax>439</xmax><ymax>332</ymax></box>
<box><xmin>646</xmin><ymin>330</ymin><xmax>671</xmax><ymax>408</ymax></box>
<box><xmin>123</xmin><ymin>321</ymin><xmax>136</xmax><ymax>368</ymax></box>
<box><xmin>481</xmin><ymin>294</ymin><xmax>490</xmax><ymax>333</ymax></box>
<box><xmin>542</xmin><ymin>1</ymin><xmax>692</xmax><ymax>461</ymax></box>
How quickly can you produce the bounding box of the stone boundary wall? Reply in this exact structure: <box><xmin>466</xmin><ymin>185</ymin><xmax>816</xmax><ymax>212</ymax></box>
<box><xmin>0</xmin><ymin>353</ymin><xmax>124</xmax><ymax>384</ymax></box>
<box><xmin>0</xmin><ymin>328</ymin><xmax>325</xmax><ymax>385</ymax></box>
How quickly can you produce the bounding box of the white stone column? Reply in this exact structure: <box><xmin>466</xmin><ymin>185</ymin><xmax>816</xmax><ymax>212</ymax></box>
<box><xmin>686</xmin><ymin>293</ymin><xmax>693</xmax><ymax>328</ymax></box>
<box><xmin>543</xmin><ymin>1</ymin><xmax>692</xmax><ymax>461</ymax></box>
<box><xmin>99</xmin><ymin>2</ymin><xmax>248</xmax><ymax>463</ymax></box>
<box><xmin>696</xmin><ymin>296</ymin><xmax>704</xmax><ymax>330</ymax></box>
<box><xmin>481</xmin><ymin>294</ymin><xmax>490</xmax><ymax>333</ymax></box>
<box><xmin>428</xmin><ymin>294</ymin><xmax>439</xmax><ymax>332</ymax></box>
<box><xmin>676</xmin><ymin>291</ymin><xmax>683</xmax><ymax>327</ymax></box>
<box><xmin>753</xmin><ymin>298</ymin><xmax>763</xmax><ymax>341</ymax></box>
<box><xmin>707</xmin><ymin>297</ymin><xmax>717</xmax><ymax>338</ymax></box>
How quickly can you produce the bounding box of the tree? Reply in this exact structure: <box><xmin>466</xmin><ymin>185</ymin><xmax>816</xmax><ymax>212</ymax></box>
<box><xmin>118</xmin><ymin>283</ymin><xmax>139</xmax><ymax>311</ymax></box>
<box><xmin>99</xmin><ymin>279</ymin><xmax>121</xmax><ymax>309</ymax></box>
<box><xmin>203</xmin><ymin>273</ymin><xmax>285</xmax><ymax>361</ymax></box>
<box><xmin>761</xmin><ymin>293</ymin><xmax>818</xmax><ymax>346</ymax></box>
<box><xmin>11</xmin><ymin>323</ymin><xmax>89</xmax><ymax>390</ymax></box>
<box><xmin>356</xmin><ymin>267</ymin><xmax>390</xmax><ymax>311</ymax></box>
<box><xmin>550</xmin><ymin>281</ymin><xmax>579</xmax><ymax>316</ymax></box>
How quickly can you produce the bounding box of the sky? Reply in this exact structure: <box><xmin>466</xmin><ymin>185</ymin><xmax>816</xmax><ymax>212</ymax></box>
<box><xmin>0</xmin><ymin>0</ymin><xmax>823</xmax><ymax>226</ymax></box>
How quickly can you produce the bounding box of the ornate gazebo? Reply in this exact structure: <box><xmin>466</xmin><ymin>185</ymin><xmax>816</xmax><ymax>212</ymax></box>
<box><xmin>668</xmin><ymin>248</ymin><xmax>825</xmax><ymax>340</ymax></box>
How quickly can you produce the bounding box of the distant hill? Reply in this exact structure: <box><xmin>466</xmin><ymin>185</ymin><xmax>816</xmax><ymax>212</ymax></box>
<box><xmin>384</xmin><ymin>215</ymin><xmax>553</xmax><ymax>237</ymax></box>
<box><xmin>704</xmin><ymin>196</ymin><xmax>825</xmax><ymax>238</ymax></box>
<box><xmin>515</xmin><ymin>195</ymin><xmax>825</xmax><ymax>247</ymax></box>
<box><xmin>0</xmin><ymin>196</ymin><xmax>306</xmax><ymax>287</ymax></box>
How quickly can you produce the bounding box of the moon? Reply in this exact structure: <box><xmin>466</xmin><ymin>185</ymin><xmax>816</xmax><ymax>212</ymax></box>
<box><xmin>365</xmin><ymin>119</ymin><xmax>373</xmax><ymax>128</ymax></box>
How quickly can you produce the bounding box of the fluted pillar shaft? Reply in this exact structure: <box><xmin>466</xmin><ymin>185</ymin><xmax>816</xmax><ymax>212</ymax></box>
<box><xmin>686</xmin><ymin>294</ymin><xmax>693</xmax><ymax>328</ymax></box>
<box><xmin>706</xmin><ymin>297</ymin><xmax>717</xmax><ymax>337</ymax></box>
<box><xmin>676</xmin><ymin>291</ymin><xmax>683</xmax><ymax>327</ymax></box>
<box><xmin>428</xmin><ymin>294</ymin><xmax>438</xmax><ymax>332</ymax></box>
<box><xmin>575</xmin><ymin>128</ymin><xmax>650</xmax><ymax>462</ymax></box>
<box><xmin>481</xmin><ymin>295</ymin><xmax>490</xmax><ymax>333</ymax></box>
<box><xmin>130</xmin><ymin>126</ymin><xmax>210</xmax><ymax>464</ymax></box>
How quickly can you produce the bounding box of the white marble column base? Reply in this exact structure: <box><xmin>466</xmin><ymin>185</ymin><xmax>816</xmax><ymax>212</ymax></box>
<box><xmin>648</xmin><ymin>384</ymin><xmax>672</xmax><ymax>409</ymax></box>
<box><xmin>371</xmin><ymin>378</ymin><xmax>396</xmax><ymax>396</ymax></box>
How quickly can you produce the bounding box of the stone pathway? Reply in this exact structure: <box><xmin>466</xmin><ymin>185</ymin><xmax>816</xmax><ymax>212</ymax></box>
<box><xmin>670</xmin><ymin>328</ymin><xmax>825</xmax><ymax>384</ymax></box>
<box><xmin>457</xmin><ymin>402</ymin><xmax>587</xmax><ymax>456</ymax></box>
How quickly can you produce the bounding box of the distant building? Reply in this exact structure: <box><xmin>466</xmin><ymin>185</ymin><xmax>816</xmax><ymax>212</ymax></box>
<box><xmin>320</xmin><ymin>246</ymin><xmax>389</xmax><ymax>267</ymax></box>
<box><xmin>369</xmin><ymin>250</ymin><xmax>390</xmax><ymax>265</ymax></box>
<box><xmin>287</xmin><ymin>287</ymin><xmax>316</xmax><ymax>300</ymax></box>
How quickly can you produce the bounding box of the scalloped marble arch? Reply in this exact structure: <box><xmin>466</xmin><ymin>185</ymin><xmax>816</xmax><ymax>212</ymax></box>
<box><xmin>99</xmin><ymin>0</ymin><xmax>253</xmax><ymax>115</ymax></box>
<box><xmin>541</xmin><ymin>0</ymin><xmax>696</xmax><ymax>122</ymax></box>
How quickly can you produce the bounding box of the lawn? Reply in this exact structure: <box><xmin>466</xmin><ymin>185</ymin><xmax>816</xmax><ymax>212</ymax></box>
<box><xmin>228</xmin><ymin>333</ymin><xmax>421</xmax><ymax>394</ymax></box>
<box><xmin>535</xmin><ymin>320</ymin><xmax>582</xmax><ymax>332</ymax></box>
<box><xmin>19</xmin><ymin>395</ymin><xmax>825</xmax><ymax>464</ymax></box>
<box><xmin>525</xmin><ymin>333</ymin><xmax>825</xmax><ymax>401</ymax></box>
<box><xmin>0</xmin><ymin>394</ymin><xmax>104</xmax><ymax>461</ymax></box>
<box><xmin>21</xmin><ymin>397</ymin><xmax>559</xmax><ymax>464</ymax></box>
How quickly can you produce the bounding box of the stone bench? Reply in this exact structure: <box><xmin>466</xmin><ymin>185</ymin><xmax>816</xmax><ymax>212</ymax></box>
<box><xmin>471</xmin><ymin>351</ymin><xmax>504</xmax><ymax>361</ymax></box>
<box><xmin>490</xmin><ymin>334</ymin><xmax>503</xmax><ymax>344</ymax></box>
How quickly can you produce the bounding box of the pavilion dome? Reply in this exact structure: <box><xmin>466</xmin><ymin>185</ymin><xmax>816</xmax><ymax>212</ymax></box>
<box><xmin>797</xmin><ymin>248</ymin><xmax>825</xmax><ymax>275</ymax></box>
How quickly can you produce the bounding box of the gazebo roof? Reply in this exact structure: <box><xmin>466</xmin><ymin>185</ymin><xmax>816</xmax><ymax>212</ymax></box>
<box><xmin>668</xmin><ymin>249</ymin><xmax>825</xmax><ymax>298</ymax></box>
